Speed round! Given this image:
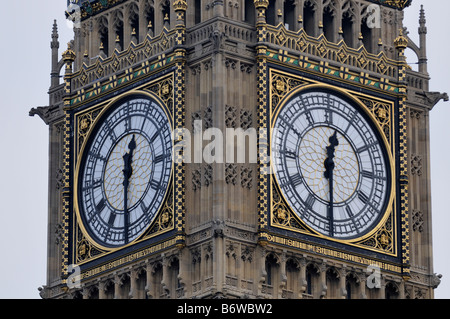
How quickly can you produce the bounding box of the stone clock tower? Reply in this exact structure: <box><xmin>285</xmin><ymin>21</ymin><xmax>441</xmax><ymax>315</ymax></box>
<box><xmin>31</xmin><ymin>0</ymin><xmax>446</xmax><ymax>299</ymax></box>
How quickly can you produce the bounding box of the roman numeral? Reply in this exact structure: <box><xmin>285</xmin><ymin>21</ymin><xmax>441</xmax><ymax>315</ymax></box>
<box><xmin>150</xmin><ymin>132</ymin><xmax>159</xmax><ymax>144</ymax></box>
<box><xmin>305</xmin><ymin>111</ymin><xmax>314</xmax><ymax>125</ymax></box>
<box><xmin>140</xmin><ymin>201</ymin><xmax>148</xmax><ymax>213</ymax></box>
<box><xmin>284</xmin><ymin>149</ymin><xmax>297</xmax><ymax>159</ymax></box>
<box><xmin>83</xmin><ymin>179</ymin><xmax>102</xmax><ymax>191</ymax></box>
<box><xmin>95</xmin><ymin>198</ymin><xmax>106</xmax><ymax>213</ymax></box>
<box><xmin>105</xmin><ymin>119</ymin><xmax>117</xmax><ymax>141</ymax></box>
<box><xmin>361</xmin><ymin>170</ymin><xmax>374</xmax><ymax>179</ymax></box>
<box><xmin>290</xmin><ymin>173</ymin><xmax>303</xmax><ymax>186</ymax></box>
<box><xmin>324</xmin><ymin>108</ymin><xmax>333</xmax><ymax>125</ymax></box>
<box><xmin>356</xmin><ymin>142</ymin><xmax>378</xmax><ymax>154</ymax></box>
<box><xmin>150</xmin><ymin>179</ymin><xmax>162</xmax><ymax>190</ymax></box>
<box><xmin>305</xmin><ymin>194</ymin><xmax>316</xmax><ymax>209</ymax></box>
<box><xmin>154</xmin><ymin>154</ymin><xmax>166</xmax><ymax>163</ymax></box>
<box><xmin>358</xmin><ymin>191</ymin><xmax>369</xmax><ymax>204</ymax></box>
<box><xmin>88</xmin><ymin>151</ymin><xmax>107</xmax><ymax>162</ymax></box>
<box><xmin>345</xmin><ymin>206</ymin><xmax>354</xmax><ymax>218</ymax></box>
<box><xmin>107</xmin><ymin>212</ymin><xmax>117</xmax><ymax>227</ymax></box>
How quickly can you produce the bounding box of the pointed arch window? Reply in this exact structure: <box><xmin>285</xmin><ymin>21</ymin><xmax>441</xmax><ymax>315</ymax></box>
<box><xmin>98</xmin><ymin>16</ymin><xmax>109</xmax><ymax>57</ymax></box>
<box><xmin>129</xmin><ymin>3</ymin><xmax>140</xmax><ymax>43</ymax></box>
<box><xmin>304</xmin><ymin>1</ymin><xmax>316</xmax><ymax>37</ymax></box>
<box><xmin>342</xmin><ymin>12</ymin><xmax>354</xmax><ymax>47</ymax></box>
<box><xmin>162</xmin><ymin>0</ymin><xmax>171</xmax><ymax>28</ymax></box>
<box><xmin>113</xmin><ymin>11</ymin><xmax>124</xmax><ymax>51</ymax></box>
<box><xmin>361</xmin><ymin>17</ymin><xmax>373</xmax><ymax>52</ymax></box>
<box><xmin>323</xmin><ymin>2</ymin><xmax>336</xmax><ymax>42</ymax></box>
<box><xmin>195</xmin><ymin>0</ymin><xmax>201</xmax><ymax>24</ymax></box>
<box><xmin>245</xmin><ymin>0</ymin><xmax>256</xmax><ymax>25</ymax></box>
<box><xmin>284</xmin><ymin>0</ymin><xmax>295</xmax><ymax>30</ymax></box>
<box><xmin>266</xmin><ymin>0</ymin><xmax>276</xmax><ymax>26</ymax></box>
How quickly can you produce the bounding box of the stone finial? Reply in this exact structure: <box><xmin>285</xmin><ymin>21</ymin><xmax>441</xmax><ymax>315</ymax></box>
<box><xmin>51</xmin><ymin>19</ymin><xmax>59</xmax><ymax>49</ymax></box>
<box><xmin>394</xmin><ymin>28</ymin><xmax>408</xmax><ymax>51</ymax></box>
<box><xmin>62</xmin><ymin>41</ymin><xmax>76</xmax><ymax>63</ymax></box>
<box><xmin>419</xmin><ymin>5</ymin><xmax>427</xmax><ymax>35</ymax></box>
<box><xmin>254</xmin><ymin>0</ymin><xmax>269</xmax><ymax>9</ymax></box>
<box><xmin>173</xmin><ymin>0</ymin><xmax>188</xmax><ymax>11</ymax></box>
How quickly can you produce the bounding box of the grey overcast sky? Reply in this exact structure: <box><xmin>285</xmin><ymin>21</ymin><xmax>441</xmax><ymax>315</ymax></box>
<box><xmin>0</xmin><ymin>1</ymin><xmax>448</xmax><ymax>299</ymax></box>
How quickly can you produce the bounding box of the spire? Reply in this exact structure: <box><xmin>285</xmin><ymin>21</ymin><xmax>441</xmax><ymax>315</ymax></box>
<box><xmin>50</xmin><ymin>20</ymin><xmax>60</xmax><ymax>88</ymax></box>
<box><xmin>419</xmin><ymin>5</ymin><xmax>427</xmax><ymax>35</ymax></box>
<box><xmin>51</xmin><ymin>19</ymin><xmax>59</xmax><ymax>50</ymax></box>
<box><xmin>418</xmin><ymin>5</ymin><xmax>428</xmax><ymax>74</ymax></box>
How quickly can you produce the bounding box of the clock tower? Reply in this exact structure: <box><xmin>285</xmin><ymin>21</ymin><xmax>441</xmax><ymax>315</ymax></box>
<box><xmin>31</xmin><ymin>0</ymin><xmax>446</xmax><ymax>299</ymax></box>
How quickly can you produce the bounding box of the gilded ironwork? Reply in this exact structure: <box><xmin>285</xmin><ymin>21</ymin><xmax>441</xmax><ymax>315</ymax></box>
<box><xmin>266</xmin><ymin>69</ymin><xmax>398</xmax><ymax>256</ymax></box>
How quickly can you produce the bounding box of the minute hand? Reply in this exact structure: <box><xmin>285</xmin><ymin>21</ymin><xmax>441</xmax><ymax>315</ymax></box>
<box><xmin>123</xmin><ymin>135</ymin><xmax>137</xmax><ymax>244</ymax></box>
<box><xmin>324</xmin><ymin>131</ymin><xmax>339</xmax><ymax>237</ymax></box>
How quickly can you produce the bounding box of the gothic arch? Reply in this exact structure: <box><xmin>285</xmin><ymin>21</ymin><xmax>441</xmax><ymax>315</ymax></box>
<box><xmin>305</xmin><ymin>262</ymin><xmax>320</xmax><ymax>297</ymax></box>
<box><xmin>283</xmin><ymin>0</ymin><xmax>296</xmax><ymax>31</ymax></box>
<box><xmin>341</xmin><ymin>0</ymin><xmax>359</xmax><ymax>47</ymax></box>
<box><xmin>326</xmin><ymin>267</ymin><xmax>340</xmax><ymax>298</ymax></box>
<box><xmin>323</xmin><ymin>0</ymin><xmax>339</xmax><ymax>42</ymax></box>
<box><xmin>266</xmin><ymin>0</ymin><xmax>276</xmax><ymax>26</ymax></box>
<box><xmin>96</xmin><ymin>15</ymin><xmax>109</xmax><ymax>56</ymax></box>
<box><xmin>128</xmin><ymin>2</ymin><xmax>140</xmax><ymax>40</ymax></box>
<box><xmin>303</xmin><ymin>0</ymin><xmax>318</xmax><ymax>37</ymax></box>
<box><xmin>385</xmin><ymin>281</ymin><xmax>400</xmax><ymax>299</ymax></box>
<box><xmin>345</xmin><ymin>271</ymin><xmax>359</xmax><ymax>299</ymax></box>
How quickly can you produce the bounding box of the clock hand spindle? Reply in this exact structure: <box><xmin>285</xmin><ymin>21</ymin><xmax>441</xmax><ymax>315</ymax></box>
<box><xmin>123</xmin><ymin>135</ymin><xmax>137</xmax><ymax>244</ymax></box>
<box><xmin>324</xmin><ymin>131</ymin><xmax>339</xmax><ymax>237</ymax></box>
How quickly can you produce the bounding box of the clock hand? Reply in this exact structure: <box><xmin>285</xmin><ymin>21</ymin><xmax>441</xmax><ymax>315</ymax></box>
<box><xmin>324</xmin><ymin>131</ymin><xmax>339</xmax><ymax>237</ymax></box>
<box><xmin>122</xmin><ymin>135</ymin><xmax>137</xmax><ymax>244</ymax></box>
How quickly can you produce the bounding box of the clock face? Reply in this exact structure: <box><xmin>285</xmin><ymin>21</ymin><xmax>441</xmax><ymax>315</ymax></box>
<box><xmin>272</xmin><ymin>90</ymin><xmax>391</xmax><ymax>239</ymax></box>
<box><xmin>77</xmin><ymin>96</ymin><xmax>172</xmax><ymax>248</ymax></box>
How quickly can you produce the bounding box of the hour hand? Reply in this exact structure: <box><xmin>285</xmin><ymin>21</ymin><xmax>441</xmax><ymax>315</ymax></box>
<box><xmin>123</xmin><ymin>135</ymin><xmax>136</xmax><ymax>185</ymax></box>
<box><xmin>324</xmin><ymin>131</ymin><xmax>339</xmax><ymax>180</ymax></box>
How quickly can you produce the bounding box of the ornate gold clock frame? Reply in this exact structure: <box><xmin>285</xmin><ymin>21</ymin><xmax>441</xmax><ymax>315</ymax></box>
<box><xmin>254</xmin><ymin>4</ymin><xmax>410</xmax><ymax>278</ymax></box>
<box><xmin>59</xmin><ymin>21</ymin><xmax>187</xmax><ymax>283</ymax></box>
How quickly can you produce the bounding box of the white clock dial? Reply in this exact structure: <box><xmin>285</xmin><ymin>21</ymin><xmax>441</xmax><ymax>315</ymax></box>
<box><xmin>272</xmin><ymin>90</ymin><xmax>390</xmax><ymax>239</ymax></box>
<box><xmin>78</xmin><ymin>96</ymin><xmax>172</xmax><ymax>247</ymax></box>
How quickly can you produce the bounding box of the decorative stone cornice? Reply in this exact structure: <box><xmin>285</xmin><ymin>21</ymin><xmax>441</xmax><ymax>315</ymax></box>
<box><xmin>69</xmin><ymin>0</ymin><xmax>128</xmax><ymax>20</ymax></box>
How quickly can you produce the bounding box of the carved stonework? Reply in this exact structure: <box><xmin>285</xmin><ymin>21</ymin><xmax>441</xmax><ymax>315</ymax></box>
<box><xmin>54</xmin><ymin>223</ymin><xmax>64</xmax><ymax>245</ymax></box>
<box><xmin>240</xmin><ymin>166</ymin><xmax>253</xmax><ymax>190</ymax></box>
<box><xmin>412</xmin><ymin>209</ymin><xmax>424</xmax><ymax>232</ymax></box>
<box><xmin>55</xmin><ymin>167</ymin><xmax>64</xmax><ymax>190</ymax></box>
<box><xmin>192</xmin><ymin>168</ymin><xmax>202</xmax><ymax>191</ymax></box>
<box><xmin>192</xmin><ymin>110</ymin><xmax>202</xmax><ymax>133</ymax></box>
<box><xmin>204</xmin><ymin>164</ymin><xmax>213</xmax><ymax>187</ymax></box>
<box><xmin>225</xmin><ymin>164</ymin><xmax>253</xmax><ymax>189</ymax></box>
<box><xmin>225</xmin><ymin>164</ymin><xmax>238</xmax><ymax>185</ymax></box>
<box><xmin>225</xmin><ymin>105</ymin><xmax>237</xmax><ymax>128</ymax></box>
<box><xmin>204</xmin><ymin>106</ymin><xmax>213</xmax><ymax>130</ymax></box>
<box><xmin>225</xmin><ymin>58</ymin><xmax>238</xmax><ymax>69</ymax></box>
<box><xmin>226</xmin><ymin>242</ymin><xmax>237</xmax><ymax>259</ymax></box>
<box><xmin>240</xmin><ymin>109</ymin><xmax>253</xmax><ymax>130</ymax></box>
<box><xmin>410</xmin><ymin>109</ymin><xmax>423</xmax><ymax>120</ymax></box>
<box><xmin>411</xmin><ymin>154</ymin><xmax>423</xmax><ymax>176</ymax></box>
<box><xmin>241</xmin><ymin>246</ymin><xmax>254</xmax><ymax>262</ymax></box>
